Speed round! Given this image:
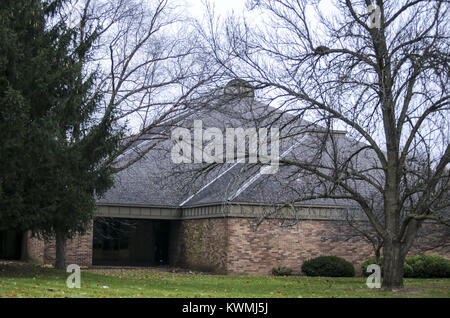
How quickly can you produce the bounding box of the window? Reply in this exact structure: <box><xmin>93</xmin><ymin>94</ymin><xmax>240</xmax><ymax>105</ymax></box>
<box><xmin>93</xmin><ymin>217</ymin><xmax>170</xmax><ymax>266</ymax></box>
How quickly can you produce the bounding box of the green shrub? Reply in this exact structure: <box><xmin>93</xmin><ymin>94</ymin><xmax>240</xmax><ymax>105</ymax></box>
<box><xmin>360</xmin><ymin>254</ymin><xmax>450</xmax><ymax>278</ymax></box>
<box><xmin>403</xmin><ymin>261</ymin><xmax>414</xmax><ymax>278</ymax></box>
<box><xmin>404</xmin><ymin>255</ymin><xmax>450</xmax><ymax>278</ymax></box>
<box><xmin>301</xmin><ymin>256</ymin><xmax>355</xmax><ymax>277</ymax></box>
<box><xmin>272</xmin><ymin>266</ymin><xmax>293</xmax><ymax>276</ymax></box>
<box><xmin>361</xmin><ymin>257</ymin><xmax>384</xmax><ymax>277</ymax></box>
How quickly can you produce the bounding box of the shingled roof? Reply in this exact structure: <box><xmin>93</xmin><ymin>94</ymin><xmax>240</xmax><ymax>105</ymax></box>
<box><xmin>97</xmin><ymin>82</ymin><xmax>376</xmax><ymax>210</ymax></box>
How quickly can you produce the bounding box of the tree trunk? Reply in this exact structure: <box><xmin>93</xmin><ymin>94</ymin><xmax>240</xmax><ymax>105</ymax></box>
<box><xmin>375</xmin><ymin>245</ymin><xmax>382</xmax><ymax>265</ymax></box>
<box><xmin>382</xmin><ymin>240</ymin><xmax>404</xmax><ymax>289</ymax></box>
<box><xmin>54</xmin><ymin>231</ymin><xmax>66</xmax><ymax>269</ymax></box>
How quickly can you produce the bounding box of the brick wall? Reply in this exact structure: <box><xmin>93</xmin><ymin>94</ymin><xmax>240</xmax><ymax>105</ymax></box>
<box><xmin>25</xmin><ymin>215</ymin><xmax>449</xmax><ymax>274</ymax></box>
<box><xmin>26</xmin><ymin>231</ymin><xmax>45</xmax><ymax>264</ymax></box>
<box><xmin>226</xmin><ymin>218</ymin><xmax>375</xmax><ymax>275</ymax></box>
<box><xmin>169</xmin><ymin>218</ymin><xmax>228</xmax><ymax>273</ymax></box>
<box><xmin>169</xmin><ymin>217</ymin><xmax>377</xmax><ymax>275</ymax></box>
<box><xmin>408</xmin><ymin>222</ymin><xmax>450</xmax><ymax>257</ymax></box>
<box><xmin>226</xmin><ymin>218</ymin><xmax>450</xmax><ymax>275</ymax></box>
<box><xmin>43</xmin><ymin>224</ymin><xmax>93</xmax><ymax>268</ymax></box>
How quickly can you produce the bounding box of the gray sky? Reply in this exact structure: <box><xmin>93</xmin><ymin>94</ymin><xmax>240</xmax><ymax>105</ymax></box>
<box><xmin>184</xmin><ymin>0</ymin><xmax>248</xmax><ymax>18</ymax></box>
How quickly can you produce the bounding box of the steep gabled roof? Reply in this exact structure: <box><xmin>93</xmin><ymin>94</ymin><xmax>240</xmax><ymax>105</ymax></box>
<box><xmin>97</xmin><ymin>89</ymin><xmax>375</xmax><ymax>209</ymax></box>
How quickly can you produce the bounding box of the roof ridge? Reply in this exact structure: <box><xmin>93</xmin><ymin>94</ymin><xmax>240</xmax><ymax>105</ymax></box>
<box><xmin>179</xmin><ymin>161</ymin><xmax>242</xmax><ymax>206</ymax></box>
<box><xmin>227</xmin><ymin>133</ymin><xmax>309</xmax><ymax>201</ymax></box>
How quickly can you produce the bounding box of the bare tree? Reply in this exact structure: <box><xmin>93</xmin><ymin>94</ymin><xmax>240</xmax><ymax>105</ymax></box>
<box><xmin>41</xmin><ymin>0</ymin><xmax>222</xmax><ymax>267</ymax></box>
<box><xmin>59</xmin><ymin>0</ymin><xmax>222</xmax><ymax>169</ymax></box>
<box><xmin>199</xmin><ymin>0</ymin><xmax>449</xmax><ymax>289</ymax></box>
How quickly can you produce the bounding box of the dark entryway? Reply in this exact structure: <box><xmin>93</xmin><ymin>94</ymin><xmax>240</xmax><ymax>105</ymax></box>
<box><xmin>92</xmin><ymin>217</ymin><xmax>171</xmax><ymax>266</ymax></box>
<box><xmin>0</xmin><ymin>230</ymin><xmax>22</xmax><ymax>260</ymax></box>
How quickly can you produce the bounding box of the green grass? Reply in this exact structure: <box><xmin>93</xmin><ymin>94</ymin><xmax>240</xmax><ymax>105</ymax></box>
<box><xmin>0</xmin><ymin>262</ymin><xmax>449</xmax><ymax>298</ymax></box>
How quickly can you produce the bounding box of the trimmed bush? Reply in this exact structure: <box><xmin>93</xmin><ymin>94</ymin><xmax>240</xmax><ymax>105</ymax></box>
<box><xmin>360</xmin><ymin>254</ymin><xmax>450</xmax><ymax>278</ymax></box>
<box><xmin>272</xmin><ymin>266</ymin><xmax>293</xmax><ymax>276</ymax></box>
<box><xmin>301</xmin><ymin>256</ymin><xmax>355</xmax><ymax>277</ymax></box>
<box><xmin>404</xmin><ymin>255</ymin><xmax>450</xmax><ymax>278</ymax></box>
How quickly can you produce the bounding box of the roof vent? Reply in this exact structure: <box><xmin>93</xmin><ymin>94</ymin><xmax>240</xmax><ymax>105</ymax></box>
<box><xmin>224</xmin><ymin>79</ymin><xmax>255</xmax><ymax>99</ymax></box>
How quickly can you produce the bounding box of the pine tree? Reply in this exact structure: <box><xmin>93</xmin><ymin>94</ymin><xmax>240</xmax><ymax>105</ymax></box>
<box><xmin>0</xmin><ymin>0</ymin><xmax>122</xmax><ymax>268</ymax></box>
<box><xmin>0</xmin><ymin>0</ymin><xmax>58</xmax><ymax>231</ymax></box>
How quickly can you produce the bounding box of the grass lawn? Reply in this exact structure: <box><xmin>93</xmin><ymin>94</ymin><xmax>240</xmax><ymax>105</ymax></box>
<box><xmin>0</xmin><ymin>262</ymin><xmax>449</xmax><ymax>298</ymax></box>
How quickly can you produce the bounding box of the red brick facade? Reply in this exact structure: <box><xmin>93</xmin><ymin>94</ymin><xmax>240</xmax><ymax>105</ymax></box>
<box><xmin>227</xmin><ymin>218</ymin><xmax>375</xmax><ymax>275</ymax></box>
<box><xmin>169</xmin><ymin>218</ymin><xmax>228</xmax><ymax>273</ymax></box>
<box><xmin>26</xmin><ymin>216</ymin><xmax>450</xmax><ymax>275</ymax></box>
<box><xmin>27</xmin><ymin>223</ymin><xmax>93</xmax><ymax>268</ymax></box>
<box><xmin>43</xmin><ymin>230</ymin><xmax>93</xmax><ymax>268</ymax></box>
<box><xmin>26</xmin><ymin>231</ymin><xmax>45</xmax><ymax>264</ymax></box>
<box><xmin>169</xmin><ymin>218</ymin><xmax>375</xmax><ymax>275</ymax></box>
<box><xmin>170</xmin><ymin>218</ymin><xmax>450</xmax><ymax>275</ymax></box>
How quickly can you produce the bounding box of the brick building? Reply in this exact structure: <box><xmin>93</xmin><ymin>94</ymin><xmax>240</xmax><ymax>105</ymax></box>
<box><xmin>5</xmin><ymin>80</ymin><xmax>449</xmax><ymax>275</ymax></box>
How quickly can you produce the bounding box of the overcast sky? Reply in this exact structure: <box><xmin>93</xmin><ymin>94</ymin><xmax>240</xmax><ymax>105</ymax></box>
<box><xmin>182</xmin><ymin>0</ymin><xmax>334</xmax><ymax>22</ymax></box>
<box><xmin>184</xmin><ymin>0</ymin><xmax>248</xmax><ymax>18</ymax></box>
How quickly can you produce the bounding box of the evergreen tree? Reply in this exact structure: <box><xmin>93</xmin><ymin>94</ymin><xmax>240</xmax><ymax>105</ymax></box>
<box><xmin>0</xmin><ymin>0</ymin><xmax>122</xmax><ymax>268</ymax></box>
<box><xmin>0</xmin><ymin>0</ymin><xmax>59</xmax><ymax>231</ymax></box>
